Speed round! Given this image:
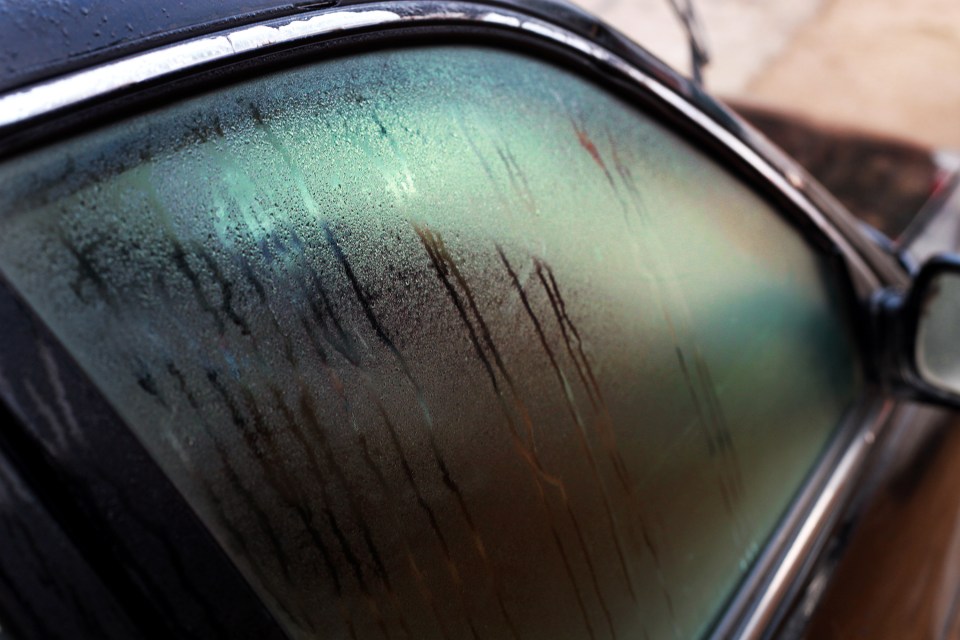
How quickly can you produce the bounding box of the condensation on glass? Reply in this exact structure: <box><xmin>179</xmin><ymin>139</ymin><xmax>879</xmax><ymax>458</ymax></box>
<box><xmin>0</xmin><ymin>46</ymin><xmax>860</xmax><ymax>639</ymax></box>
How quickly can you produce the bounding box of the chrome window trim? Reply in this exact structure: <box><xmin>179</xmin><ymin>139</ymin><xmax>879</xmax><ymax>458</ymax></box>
<box><xmin>709</xmin><ymin>397</ymin><xmax>894</xmax><ymax>639</ymax></box>
<box><xmin>0</xmin><ymin>1</ymin><xmax>894</xmax><ymax>637</ymax></box>
<box><xmin>747</xmin><ymin>404</ymin><xmax>887</xmax><ymax>636</ymax></box>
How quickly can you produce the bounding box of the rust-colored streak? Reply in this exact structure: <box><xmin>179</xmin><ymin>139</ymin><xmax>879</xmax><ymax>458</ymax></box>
<box><xmin>374</xmin><ymin>406</ymin><xmax>482</xmax><ymax>640</ymax></box>
<box><xmin>414</xmin><ymin>226</ymin><xmax>519</xmax><ymax>637</ymax></box>
<box><xmin>323</xmin><ymin>223</ymin><xmax>511</xmax><ymax>638</ymax></box>
<box><xmin>416</xmin><ymin>224</ymin><xmax>606</xmax><ymax>638</ymax></box>
<box><xmin>254</xmin><ymin>112</ymin><xmax>503</xmax><ymax>633</ymax></box>
<box><xmin>572</xmin><ymin>119</ymin><xmax>616</xmax><ymax>189</ymax></box>
<box><xmin>217</xmin><ymin>375</ymin><xmax>394</xmax><ymax>638</ymax></box>
<box><xmin>200</xmin><ymin>370</ymin><xmax>295</xmax><ymax>581</ymax></box>
<box><xmin>535</xmin><ymin>262</ymin><xmax>635</xmax><ymax>489</ymax></box>
<box><xmin>306</xmin><ymin>357</ymin><xmax>456</xmax><ymax>638</ymax></box>
<box><xmin>415</xmin><ymin>224</ymin><xmax>557</xmax><ymax>483</ymax></box>
<box><xmin>205</xmin><ymin>342</ymin><xmax>385</xmax><ymax>636</ymax></box>
<box><xmin>256</xmin><ymin>115</ymin><xmax>531</xmax><ymax>637</ymax></box>
<box><xmin>542</xmin><ymin>253</ymin><xmax>681</xmax><ymax>625</ymax></box>
<box><xmin>357</xmin><ymin>433</ymin><xmax>457</xmax><ymax>640</ymax></box>
<box><xmin>575</xmin><ymin>125</ymin><xmax>605</xmax><ymax>170</ymax></box>
<box><xmin>297</xmin><ymin>390</ymin><xmax>412</xmax><ymax>639</ymax></box>
<box><xmin>498</xmin><ymin>245</ymin><xmax>622</xmax><ymax>640</ymax></box>
<box><xmin>533</xmin><ymin>260</ymin><xmax>641</xmax><ymax>608</ymax></box>
<box><xmin>605</xmin><ymin>128</ymin><xmax>650</xmax><ymax>227</ymax></box>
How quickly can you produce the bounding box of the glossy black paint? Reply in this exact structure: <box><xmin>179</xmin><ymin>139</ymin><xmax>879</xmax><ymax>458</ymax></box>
<box><xmin>0</xmin><ymin>440</ymin><xmax>140</xmax><ymax>640</ymax></box>
<box><xmin>0</xmin><ymin>0</ymin><xmax>330</xmax><ymax>93</ymax></box>
<box><xmin>0</xmin><ymin>276</ymin><xmax>287</xmax><ymax>640</ymax></box>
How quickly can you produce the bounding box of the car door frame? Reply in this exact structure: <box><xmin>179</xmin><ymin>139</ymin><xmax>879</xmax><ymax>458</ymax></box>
<box><xmin>0</xmin><ymin>1</ymin><xmax>913</xmax><ymax>638</ymax></box>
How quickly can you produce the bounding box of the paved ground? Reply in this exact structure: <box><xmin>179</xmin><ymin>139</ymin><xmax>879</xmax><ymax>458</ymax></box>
<box><xmin>575</xmin><ymin>0</ymin><xmax>960</xmax><ymax>148</ymax></box>
<box><xmin>747</xmin><ymin>0</ymin><xmax>960</xmax><ymax>149</ymax></box>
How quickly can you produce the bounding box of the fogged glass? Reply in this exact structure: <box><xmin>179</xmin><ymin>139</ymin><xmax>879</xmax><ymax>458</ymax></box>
<box><xmin>917</xmin><ymin>270</ymin><xmax>960</xmax><ymax>393</ymax></box>
<box><xmin>0</xmin><ymin>46</ymin><xmax>860</xmax><ymax>639</ymax></box>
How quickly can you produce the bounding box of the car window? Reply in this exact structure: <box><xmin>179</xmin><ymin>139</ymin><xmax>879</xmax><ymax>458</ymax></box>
<box><xmin>0</xmin><ymin>45</ymin><xmax>860</xmax><ymax>639</ymax></box>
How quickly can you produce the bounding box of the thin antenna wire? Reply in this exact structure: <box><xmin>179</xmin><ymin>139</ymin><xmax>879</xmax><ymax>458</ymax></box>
<box><xmin>666</xmin><ymin>0</ymin><xmax>711</xmax><ymax>86</ymax></box>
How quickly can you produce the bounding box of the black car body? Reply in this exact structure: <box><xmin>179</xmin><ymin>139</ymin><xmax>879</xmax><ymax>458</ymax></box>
<box><xmin>0</xmin><ymin>2</ymin><xmax>957</xmax><ymax>639</ymax></box>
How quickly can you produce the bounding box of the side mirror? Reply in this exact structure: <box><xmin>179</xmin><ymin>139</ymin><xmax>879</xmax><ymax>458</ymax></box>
<box><xmin>884</xmin><ymin>255</ymin><xmax>960</xmax><ymax>404</ymax></box>
<box><xmin>914</xmin><ymin>260</ymin><xmax>960</xmax><ymax>393</ymax></box>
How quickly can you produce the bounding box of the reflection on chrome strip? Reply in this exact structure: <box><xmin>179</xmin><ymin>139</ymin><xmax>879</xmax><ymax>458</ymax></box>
<box><xmin>0</xmin><ymin>9</ymin><xmax>402</xmax><ymax>128</ymax></box>
<box><xmin>735</xmin><ymin>400</ymin><xmax>893</xmax><ymax>639</ymax></box>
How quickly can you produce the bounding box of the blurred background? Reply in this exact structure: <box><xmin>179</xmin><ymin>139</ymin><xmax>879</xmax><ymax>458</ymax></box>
<box><xmin>575</xmin><ymin>0</ymin><xmax>960</xmax><ymax>237</ymax></box>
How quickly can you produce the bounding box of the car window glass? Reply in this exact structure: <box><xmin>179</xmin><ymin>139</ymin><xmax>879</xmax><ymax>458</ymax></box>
<box><xmin>0</xmin><ymin>45</ymin><xmax>860</xmax><ymax>639</ymax></box>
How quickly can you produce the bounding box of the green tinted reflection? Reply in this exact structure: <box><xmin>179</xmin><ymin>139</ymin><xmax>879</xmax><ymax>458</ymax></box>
<box><xmin>0</xmin><ymin>47</ymin><xmax>859</xmax><ymax>638</ymax></box>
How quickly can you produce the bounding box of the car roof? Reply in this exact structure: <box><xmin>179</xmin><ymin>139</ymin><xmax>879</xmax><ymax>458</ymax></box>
<box><xmin>0</xmin><ymin>0</ymin><xmax>636</xmax><ymax>95</ymax></box>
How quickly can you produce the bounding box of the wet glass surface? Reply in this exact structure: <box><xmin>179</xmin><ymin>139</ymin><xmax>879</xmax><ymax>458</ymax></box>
<box><xmin>0</xmin><ymin>46</ymin><xmax>860</xmax><ymax>639</ymax></box>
